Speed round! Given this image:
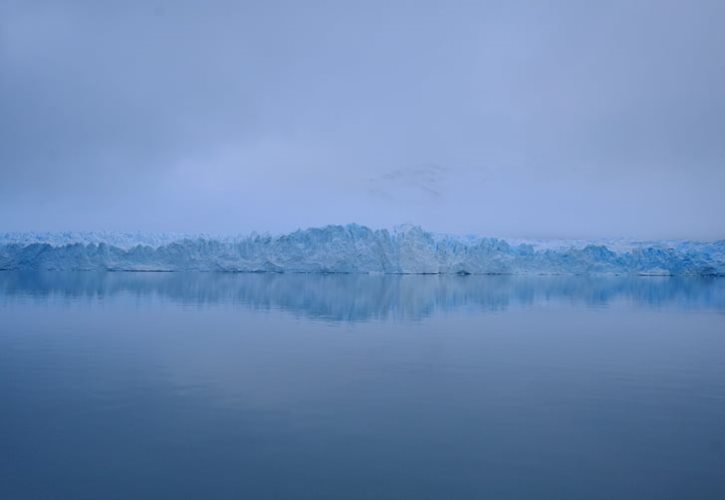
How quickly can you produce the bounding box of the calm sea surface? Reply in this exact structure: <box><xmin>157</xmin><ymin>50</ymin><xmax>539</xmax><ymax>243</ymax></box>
<box><xmin>1</xmin><ymin>272</ymin><xmax>724</xmax><ymax>499</ymax></box>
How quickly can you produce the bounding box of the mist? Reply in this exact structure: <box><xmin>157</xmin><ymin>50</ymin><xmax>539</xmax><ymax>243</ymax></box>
<box><xmin>2</xmin><ymin>0</ymin><xmax>724</xmax><ymax>239</ymax></box>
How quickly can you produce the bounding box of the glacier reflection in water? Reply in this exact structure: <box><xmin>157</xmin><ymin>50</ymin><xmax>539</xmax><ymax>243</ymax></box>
<box><xmin>1</xmin><ymin>271</ymin><xmax>724</xmax><ymax>320</ymax></box>
<box><xmin>2</xmin><ymin>271</ymin><xmax>725</xmax><ymax>499</ymax></box>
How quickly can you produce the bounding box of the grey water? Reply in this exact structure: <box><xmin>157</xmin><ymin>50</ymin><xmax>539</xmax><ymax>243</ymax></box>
<box><xmin>1</xmin><ymin>272</ymin><xmax>724</xmax><ymax>500</ymax></box>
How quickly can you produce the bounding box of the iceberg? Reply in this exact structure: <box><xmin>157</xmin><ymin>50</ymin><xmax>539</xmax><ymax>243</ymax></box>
<box><xmin>1</xmin><ymin>224</ymin><xmax>723</xmax><ymax>275</ymax></box>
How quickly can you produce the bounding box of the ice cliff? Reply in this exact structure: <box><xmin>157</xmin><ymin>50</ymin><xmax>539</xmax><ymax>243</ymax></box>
<box><xmin>1</xmin><ymin>225</ymin><xmax>723</xmax><ymax>275</ymax></box>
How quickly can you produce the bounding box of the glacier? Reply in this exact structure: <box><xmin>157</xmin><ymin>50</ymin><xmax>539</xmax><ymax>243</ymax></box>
<box><xmin>1</xmin><ymin>224</ymin><xmax>723</xmax><ymax>275</ymax></box>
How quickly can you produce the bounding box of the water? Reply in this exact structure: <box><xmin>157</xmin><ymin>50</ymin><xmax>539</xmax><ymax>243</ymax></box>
<box><xmin>1</xmin><ymin>272</ymin><xmax>724</xmax><ymax>499</ymax></box>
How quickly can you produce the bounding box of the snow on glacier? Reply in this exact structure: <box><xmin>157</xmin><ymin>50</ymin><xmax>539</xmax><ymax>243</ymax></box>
<box><xmin>0</xmin><ymin>224</ymin><xmax>723</xmax><ymax>275</ymax></box>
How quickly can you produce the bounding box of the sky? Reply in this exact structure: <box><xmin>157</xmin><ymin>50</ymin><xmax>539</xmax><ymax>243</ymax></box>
<box><xmin>1</xmin><ymin>0</ymin><xmax>724</xmax><ymax>239</ymax></box>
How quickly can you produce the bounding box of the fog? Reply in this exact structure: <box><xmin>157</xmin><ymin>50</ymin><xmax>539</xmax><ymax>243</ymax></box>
<box><xmin>2</xmin><ymin>0</ymin><xmax>724</xmax><ymax>239</ymax></box>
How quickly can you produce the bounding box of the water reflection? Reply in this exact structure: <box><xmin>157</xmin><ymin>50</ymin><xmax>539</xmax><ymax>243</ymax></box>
<box><xmin>2</xmin><ymin>271</ymin><xmax>723</xmax><ymax>320</ymax></box>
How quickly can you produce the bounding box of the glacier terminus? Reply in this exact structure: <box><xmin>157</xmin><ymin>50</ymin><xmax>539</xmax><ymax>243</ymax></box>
<box><xmin>1</xmin><ymin>225</ymin><xmax>723</xmax><ymax>276</ymax></box>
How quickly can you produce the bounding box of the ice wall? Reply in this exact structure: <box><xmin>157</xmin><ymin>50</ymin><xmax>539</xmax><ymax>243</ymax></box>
<box><xmin>1</xmin><ymin>225</ymin><xmax>723</xmax><ymax>275</ymax></box>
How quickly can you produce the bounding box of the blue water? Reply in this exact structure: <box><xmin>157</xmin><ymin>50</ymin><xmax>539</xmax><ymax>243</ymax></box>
<box><xmin>1</xmin><ymin>272</ymin><xmax>724</xmax><ymax>499</ymax></box>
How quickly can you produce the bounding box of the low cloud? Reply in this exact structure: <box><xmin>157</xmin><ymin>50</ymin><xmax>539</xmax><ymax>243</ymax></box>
<box><xmin>367</xmin><ymin>164</ymin><xmax>449</xmax><ymax>201</ymax></box>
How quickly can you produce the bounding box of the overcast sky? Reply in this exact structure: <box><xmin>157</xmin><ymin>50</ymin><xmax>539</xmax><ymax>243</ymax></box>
<box><xmin>1</xmin><ymin>0</ymin><xmax>724</xmax><ymax>239</ymax></box>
